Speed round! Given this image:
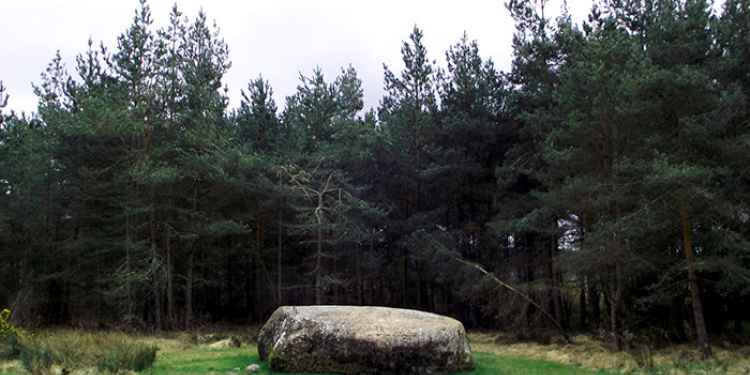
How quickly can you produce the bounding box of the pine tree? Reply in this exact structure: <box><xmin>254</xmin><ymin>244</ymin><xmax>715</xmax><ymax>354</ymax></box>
<box><xmin>377</xmin><ymin>26</ymin><xmax>441</xmax><ymax>308</ymax></box>
<box><xmin>168</xmin><ymin>7</ymin><xmax>233</xmax><ymax>327</ymax></box>
<box><xmin>437</xmin><ymin>33</ymin><xmax>509</xmax><ymax>232</ymax></box>
<box><xmin>283</xmin><ymin>67</ymin><xmax>339</xmax><ymax>152</ymax></box>
<box><xmin>237</xmin><ymin>76</ymin><xmax>279</xmax><ymax>151</ymax></box>
<box><xmin>629</xmin><ymin>0</ymin><xmax>718</xmax><ymax>358</ymax></box>
<box><xmin>543</xmin><ymin>10</ymin><xmax>650</xmax><ymax>346</ymax></box>
<box><xmin>488</xmin><ymin>0</ymin><xmax>579</xmax><ymax>336</ymax></box>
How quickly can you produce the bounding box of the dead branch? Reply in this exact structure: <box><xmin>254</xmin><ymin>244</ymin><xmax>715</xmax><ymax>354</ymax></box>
<box><xmin>454</xmin><ymin>256</ymin><xmax>572</xmax><ymax>344</ymax></box>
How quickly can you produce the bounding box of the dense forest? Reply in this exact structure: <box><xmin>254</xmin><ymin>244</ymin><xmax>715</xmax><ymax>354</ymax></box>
<box><xmin>1</xmin><ymin>0</ymin><xmax>749</xmax><ymax>359</ymax></box>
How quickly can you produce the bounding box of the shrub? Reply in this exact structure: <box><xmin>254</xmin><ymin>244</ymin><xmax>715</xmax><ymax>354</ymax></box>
<box><xmin>96</xmin><ymin>340</ymin><xmax>158</xmax><ymax>372</ymax></box>
<box><xmin>0</xmin><ymin>308</ymin><xmax>23</xmax><ymax>360</ymax></box>
<box><xmin>0</xmin><ymin>332</ymin><xmax>22</xmax><ymax>360</ymax></box>
<box><xmin>0</xmin><ymin>309</ymin><xmax>14</xmax><ymax>336</ymax></box>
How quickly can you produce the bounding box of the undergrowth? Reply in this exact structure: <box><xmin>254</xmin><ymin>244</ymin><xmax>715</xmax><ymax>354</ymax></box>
<box><xmin>17</xmin><ymin>330</ymin><xmax>157</xmax><ymax>374</ymax></box>
<box><xmin>0</xmin><ymin>309</ymin><xmax>23</xmax><ymax>360</ymax></box>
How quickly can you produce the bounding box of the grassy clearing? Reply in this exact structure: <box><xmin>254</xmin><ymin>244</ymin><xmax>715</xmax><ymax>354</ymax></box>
<box><xmin>2</xmin><ymin>330</ymin><xmax>750</xmax><ymax>374</ymax></box>
<box><xmin>469</xmin><ymin>332</ymin><xmax>750</xmax><ymax>375</ymax></box>
<box><xmin>23</xmin><ymin>330</ymin><xmax>156</xmax><ymax>372</ymax></box>
<box><xmin>1</xmin><ymin>333</ymin><xmax>610</xmax><ymax>375</ymax></box>
<box><xmin>460</xmin><ymin>352</ymin><xmax>611</xmax><ymax>375</ymax></box>
<box><xmin>143</xmin><ymin>345</ymin><xmax>609</xmax><ymax>375</ymax></box>
<box><xmin>144</xmin><ymin>346</ymin><xmax>253</xmax><ymax>374</ymax></box>
<box><xmin>0</xmin><ymin>360</ymin><xmax>23</xmax><ymax>375</ymax></box>
<box><xmin>1</xmin><ymin>330</ymin><xmax>159</xmax><ymax>374</ymax></box>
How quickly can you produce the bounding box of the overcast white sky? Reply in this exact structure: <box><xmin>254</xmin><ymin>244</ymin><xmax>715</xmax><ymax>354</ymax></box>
<box><xmin>0</xmin><ymin>0</ymin><xmax>594</xmax><ymax>115</ymax></box>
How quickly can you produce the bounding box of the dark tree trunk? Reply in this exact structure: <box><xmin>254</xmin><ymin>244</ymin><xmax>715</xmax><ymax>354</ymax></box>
<box><xmin>316</xmin><ymin>196</ymin><xmax>323</xmax><ymax>305</ymax></box>
<box><xmin>680</xmin><ymin>207</ymin><xmax>712</xmax><ymax>359</ymax></box>
<box><xmin>591</xmin><ymin>283</ymin><xmax>601</xmax><ymax>329</ymax></box>
<box><xmin>579</xmin><ymin>278</ymin><xmax>588</xmax><ymax>329</ymax></box>
<box><xmin>402</xmin><ymin>249</ymin><xmax>408</xmax><ymax>307</ymax></box>
<box><xmin>250</xmin><ymin>247</ymin><xmax>257</xmax><ymax>322</ymax></box>
<box><xmin>277</xmin><ymin>190</ymin><xmax>283</xmax><ymax>306</ymax></box>
<box><xmin>166</xmin><ymin>226</ymin><xmax>174</xmax><ymax>328</ymax></box>
<box><xmin>186</xmin><ymin>250</ymin><xmax>194</xmax><ymax>328</ymax></box>
<box><xmin>185</xmin><ymin>183</ymin><xmax>198</xmax><ymax>329</ymax></box>
<box><xmin>150</xmin><ymin>185</ymin><xmax>162</xmax><ymax>331</ymax></box>
<box><xmin>609</xmin><ymin>263</ymin><xmax>623</xmax><ymax>350</ymax></box>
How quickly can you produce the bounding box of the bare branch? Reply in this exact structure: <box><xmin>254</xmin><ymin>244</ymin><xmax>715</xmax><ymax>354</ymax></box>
<box><xmin>0</xmin><ymin>81</ymin><xmax>8</xmax><ymax>127</ymax></box>
<box><xmin>453</xmin><ymin>256</ymin><xmax>572</xmax><ymax>343</ymax></box>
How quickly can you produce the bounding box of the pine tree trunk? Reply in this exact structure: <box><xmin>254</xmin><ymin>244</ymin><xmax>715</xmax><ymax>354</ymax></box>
<box><xmin>591</xmin><ymin>283</ymin><xmax>601</xmax><ymax>329</ymax></box>
<box><xmin>250</xmin><ymin>248</ymin><xmax>257</xmax><ymax>321</ymax></box>
<box><xmin>579</xmin><ymin>216</ymin><xmax>589</xmax><ymax>329</ymax></box>
<box><xmin>316</xmin><ymin>193</ymin><xmax>323</xmax><ymax>305</ymax></box>
<box><xmin>245</xmin><ymin>251</ymin><xmax>252</xmax><ymax>314</ymax></box>
<box><xmin>550</xmin><ymin>237</ymin><xmax>562</xmax><ymax>328</ymax></box>
<box><xmin>277</xmin><ymin>182</ymin><xmax>283</xmax><ymax>305</ymax></box>
<box><xmin>225</xmin><ymin>248</ymin><xmax>232</xmax><ymax>317</ymax></box>
<box><xmin>416</xmin><ymin>262</ymin><xmax>423</xmax><ymax>308</ymax></box>
<box><xmin>185</xmin><ymin>183</ymin><xmax>198</xmax><ymax>329</ymax></box>
<box><xmin>610</xmin><ymin>262</ymin><xmax>623</xmax><ymax>350</ymax></box>
<box><xmin>254</xmin><ymin>218</ymin><xmax>263</xmax><ymax>315</ymax></box>
<box><xmin>427</xmin><ymin>281</ymin><xmax>438</xmax><ymax>312</ymax></box>
<box><xmin>166</xmin><ymin>226</ymin><xmax>174</xmax><ymax>328</ymax></box>
<box><xmin>609</xmin><ymin>292</ymin><xmax>618</xmax><ymax>349</ymax></box>
<box><xmin>125</xmin><ymin>201</ymin><xmax>133</xmax><ymax>320</ymax></box>
<box><xmin>185</xmin><ymin>250</ymin><xmax>194</xmax><ymax>329</ymax></box>
<box><xmin>579</xmin><ymin>278</ymin><xmax>588</xmax><ymax>329</ymax></box>
<box><xmin>151</xmin><ymin>185</ymin><xmax>162</xmax><ymax>331</ymax></box>
<box><xmin>333</xmin><ymin>257</ymin><xmax>339</xmax><ymax>304</ymax></box>
<box><xmin>358</xmin><ymin>236</ymin><xmax>372</xmax><ymax>305</ymax></box>
<box><xmin>680</xmin><ymin>206</ymin><xmax>712</xmax><ymax>359</ymax></box>
<box><xmin>402</xmin><ymin>249</ymin><xmax>408</xmax><ymax>307</ymax></box>
<box><xmin>152</xmin><ymin>243</ymin><xmax>162</xmax><ymax>331</ymax></box>
<box><xmin>368</xmin><ymin>277</ymin><xmax>375</xmax><ymax>306</ymax></box>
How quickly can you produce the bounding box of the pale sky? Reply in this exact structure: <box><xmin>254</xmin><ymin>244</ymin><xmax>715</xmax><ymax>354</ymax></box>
<box><xmin>0</xmin><ymin>0</ymin><xmax>594</xmax><ymax>115</ymax></box>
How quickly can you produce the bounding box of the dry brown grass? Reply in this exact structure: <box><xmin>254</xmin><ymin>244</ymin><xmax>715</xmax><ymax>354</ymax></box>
<box><xmin>468</xmin><ymin>332</ymin><xmax>750</xmax><ymax>374</ymax></box>
<box><xmin>0</xmin><ymin>359</ymin><xmax>23</xmax><ymax>374</ymax></box>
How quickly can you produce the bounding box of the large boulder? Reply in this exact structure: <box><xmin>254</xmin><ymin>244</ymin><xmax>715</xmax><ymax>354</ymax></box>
<box><xmin>257</xmin><ymin>306</ymin><xmax>474</xmax><ymax>374</ymax></box>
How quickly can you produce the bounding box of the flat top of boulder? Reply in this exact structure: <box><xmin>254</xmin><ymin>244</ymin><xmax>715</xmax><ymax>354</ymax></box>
<box><xmin>267</xmin><ymin>305</ymin><xmax>465</xmax><ymax>341</ymax></box>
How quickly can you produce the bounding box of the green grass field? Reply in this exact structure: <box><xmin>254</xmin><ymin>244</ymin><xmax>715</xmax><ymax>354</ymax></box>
<box><xmin>141</xmin><ymin>346</ymin><xmax>748</xmax><ymax>375</ymax></box>
<box><xmin>3</xmin><ymin>330</ymin><xmax>750</xmax><ymax>374</ymax></box>
<box><xmin>1</xmin><ymin>340</ymin><xmax>612</xmax><ymax>374</ymax></box>
<box><xmin>140</xmin><ymin>346</ymin><xmax>610</xmax><ymax>375</ymax></box>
